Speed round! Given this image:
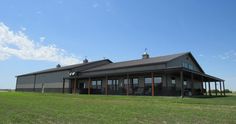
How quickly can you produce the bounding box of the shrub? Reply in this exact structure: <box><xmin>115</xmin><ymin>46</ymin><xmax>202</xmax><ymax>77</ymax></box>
<box><xmin>224</xmin><ymin>89</ymin><xmax>232</xmax><ymax>93</ymax></box>
<box><xmin>210</xmin><ymin>89</ymin><xmax>232</xmax><ymax>93</ymax></box>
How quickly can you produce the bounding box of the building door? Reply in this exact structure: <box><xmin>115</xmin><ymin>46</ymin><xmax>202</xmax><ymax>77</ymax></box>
<box><xmin>78</xmin><ymin>82</ymin><xmax>86</xmax><ymax>94</ymax></box>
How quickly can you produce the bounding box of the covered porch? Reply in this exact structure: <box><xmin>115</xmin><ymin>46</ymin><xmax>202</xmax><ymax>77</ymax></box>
<box><xmin>62</xmin><ymin>67</ymin><xmax>225</xmax><ymax>97</ymax></box>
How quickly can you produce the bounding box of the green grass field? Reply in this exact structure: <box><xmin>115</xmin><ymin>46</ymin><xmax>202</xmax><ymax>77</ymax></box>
<box><xmin>0</xmin><ymin>92</ymin><xmax>235</xmax><ymax>124</ymax></box>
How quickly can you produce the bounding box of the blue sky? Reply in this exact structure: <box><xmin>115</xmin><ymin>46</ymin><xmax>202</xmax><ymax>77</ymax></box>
<box><xmin>0</xmin><ymin>0</ymin><xmax>236</xmax><ymax>91</ymax></box>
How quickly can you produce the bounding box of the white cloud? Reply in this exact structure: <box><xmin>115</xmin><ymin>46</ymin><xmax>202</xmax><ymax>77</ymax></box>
<box><xmin>0</xmin><ymin>22</ymin><xmax>81</xmax><ymax>65</ymax></box>
<box><xmin>40</xmin><ymin>36</ymin><xmax>46</xmax><ymax>42</ymax></box>
<box><xmin>20</xmin><ymin>27</ymin><xmax>26</xmax><ymax>31</ymax></box>
<box><xmin>218</xmin><ymin>50</ymin><xmax>236</xmax><ymax>62</ymax></box>
<box><xmin>198</xmin><ymin>54</ymin><xmax>204</xmax><ymax>57</ymax></box>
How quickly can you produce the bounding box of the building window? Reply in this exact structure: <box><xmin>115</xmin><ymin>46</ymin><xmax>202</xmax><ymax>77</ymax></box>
<box><xmin>188</xmin><ymin>64</ymin><xmax>193</xmax><ymax>70</ymax></box>
<box><xmin>171</xmin><ymin>77</ymin><xmax>176</xmax><ymax>84</ymax></box>
<box><xmin>92</xmin><ymin>80</ymin><xmax>102</xmax><ymax>89</ymax></box>
<box><xmin>144</xmin><ymin>77</ymin><xmax>162</xmax><ymax>95</ymax></box>
<box><xmin>144</xmin><ymin>78</ymin><xmax>152</xmax><ymax>95</ymax></box>
<box><xmin>132</xmin><ymin>78</ymin><xmax>139</xmax><ymax>88</ymax></box>
<box><xmin>78</xmin><ymin>82</ymin><xmax>86</xmax><ymax>89</ymax></box>
<box><xmin>182</xmin><ymin>62</ymin><xmax>188</xmax><ymax>68</ymax></box>
<box><xmin>124</xmin><ymin>79</ymin><xmax>127</xmax><ymax>85</ymax></box>
<box><xmin>108</xmin><ymin>80</ymin><xmax>113</xmax><ymax>90</ymax></box>
<box><xmin>183</xmin><ymin>80</ymin><xmax>187</xmax><ymax>86</ymax></box>
<box><xmin>97</xmin><ymin>81</ymin><xmax>102</xmax><ymax>89</ymax></box>
<box><xmin>92</xmin><ymin>81</ymin><xmax>97</xmax><ymax>89</ymax></box>
<box><xmin>144</xmin><ymin>78</ymin><xmax>152</xmax><ymax>86</ymax></box>
<box><xmin>154</xmin><ymin>77</ymin><xmax>162</xmax><ymax>86</ymax></box>
<box><xmin>113</xmin><ymin>80</ymin><xmax>119</xmax><ymax>91</ymax></box>
<box><xmin>171</xmin><ymin>77</ymin><xmax>176</xmax><ymax>87</ymax></box>
<box><xmin>145</xmin><ymin>77</ymin><xmax>162</xmax><ymax>85</ymax></box>
<box><xmin>108</xmin><ymin>80</ymin><xmax>119</xmax><ymax>91</ymax></box>
<box><xmin>183</xmin><ymin>62</ymin><xmax>194</xmax><ymax>70</ymax></box>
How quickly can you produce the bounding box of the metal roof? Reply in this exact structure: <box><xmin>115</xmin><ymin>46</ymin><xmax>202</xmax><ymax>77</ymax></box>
<box><xmin>84</xmin><ymin>52</ymin><xmax>190</xmax><ymax>72</ymax></box>
<box><xmin>17</xmin><ymin>52</ymin><xmax>207</xmax><ymax>78</ymax></box>
<box><xmin>16</xmin><ymin>59</ymin><xmax>112</xmax><ymax>77</ymax></box>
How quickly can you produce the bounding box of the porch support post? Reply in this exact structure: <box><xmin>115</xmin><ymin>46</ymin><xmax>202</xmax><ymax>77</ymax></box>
<box><xmin>180</xmin><ymin>71</ymin><xmax>184</xmax><ymax>98</ymax></box>
<box><xmin>126</xmin><ymin>74</ymin><xmax>129</xmax><ymax>96</ymax></box>
<box><xmin>88</xmin><ymin>78</ymin><xmax>91</xmax><ymax>95</ymax></box>
<box><xmin>223</xmin><ymin>81</ymin><xmax>226</xmax><ymax>96</ymax></box>
<box><xmin>204</xmin><ymin>82</ymin><xmax>207</xmax><ymax>96</ymax></box>
<box><xmin>73</xmin><ymin>78</ymin><xmax>76</xmax><ymax>94</ymax></box>
<box><xmin>105</xmin><ymin>76</ymin><xmax>108</xmax><ymax>95</ymax></box>
<box><xmin>191</xmin><ymin>73</ymin><xmax>194</xmax><ymax>95</ymax></box>
<box><xmin>220</xmin><ymin>81</ymin><xmax>222</xmax><ymax>96</ymax></box>
<box><xmin>208</xmin><ymin>82</ymin><xmax>212</xmax><ymax>96</ymax></box>
<box><xmin>165</xmin><ymin>72</ymin><xmax>168</xmax><ymax>87</ymax></box>
<box><xmin>62</xmin><ymin>78</ymin><xmax>65</xmax><ymax>94</ymax></box>
<box><xmin>201</xmin><ymin>76</ymin><xmax>204</xmax><ymax>95</ymax></box>
<box><xmin>215</xmin><ymin>82</ymin><xmax>217</xmax><ymax>96</ymax></box>
<box><xmin>151</xmin><ymin>72</ymin><xmax>155</xmax><ymax>96</ymax></box>
<box><xmin>201</xmin><ymin>83</ymin><xmax>203</xmax><ymax>95</ymax></box>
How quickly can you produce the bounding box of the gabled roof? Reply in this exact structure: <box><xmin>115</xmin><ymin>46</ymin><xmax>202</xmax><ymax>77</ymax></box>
<box><xmin>186</xmin><ymin>52</ymin><xmax>205</xmax><ymax>73</ymax></box>
<box><xmin>16</xmin><ymin>59</ymin><xmax>112</xmax><ymax>77</ymax></box>
<box><xmin>17</xmin><ymin>52</ymin><xmax>206</xmax><ymax>77</ymax></box>
<box><xmin>84</xmin><ymin>52</ymin><xmax>190</xmax><ymax>72</ymax></box>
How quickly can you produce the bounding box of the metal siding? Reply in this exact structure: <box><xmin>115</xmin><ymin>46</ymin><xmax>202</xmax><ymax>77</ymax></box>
<box><xmin>35</xmin><ymin>70</ymin><xmax>69</xmax><ymax>89</ymax></box>
<box><xmin>16</xmin><ymin>75</ymin><xmax>35</xmax><ymax>90</ymax></box>
<box><xmin>166</xmin><ymin>74</ymin><xmax>201</xmax><ymax>90</ymax></box>
<box><xmin>167</xmin><ymin>54</ymin><xmax>201</xmax><ymax>72</ymax></box>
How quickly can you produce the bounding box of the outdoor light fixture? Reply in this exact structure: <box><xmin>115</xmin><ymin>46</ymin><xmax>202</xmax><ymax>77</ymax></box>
<box><xmin>69</xmin><ymin>72</ymin><xmax>76</xmax><ymax>76</ymax></box>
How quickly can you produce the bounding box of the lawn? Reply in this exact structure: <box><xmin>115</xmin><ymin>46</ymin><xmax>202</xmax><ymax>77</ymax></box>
<box><xmin>0</xmin><ymin>92</ymin><xmax>235</xmax><ymax>124</ymax></box>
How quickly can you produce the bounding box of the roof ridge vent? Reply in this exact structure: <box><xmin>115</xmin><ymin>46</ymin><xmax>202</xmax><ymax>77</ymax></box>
<box><xmin>83</xmin><ymin>56</ymin><xmax>88</xmax><ymax>63</ymax></box>
<box><xmin>142</xmin><ymin>48</ymin><xmax>150</xmax><ymax>59</ymax></box>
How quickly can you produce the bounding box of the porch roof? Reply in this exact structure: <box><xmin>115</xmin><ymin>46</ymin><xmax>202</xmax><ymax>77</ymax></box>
<box><xmin>67</xmin><ymin>67</ymin><xmax>224</xmax><ymax>82</ymax></box>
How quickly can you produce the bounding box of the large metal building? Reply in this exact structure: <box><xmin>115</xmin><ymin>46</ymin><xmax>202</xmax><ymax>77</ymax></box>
<box><xmin>16</xmin><ymin>52</ymin><xmax>226</xmax><ymax>97</ymax></box>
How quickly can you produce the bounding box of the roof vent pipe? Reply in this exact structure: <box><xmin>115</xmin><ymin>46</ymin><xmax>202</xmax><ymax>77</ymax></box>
<box><xmin>142</xmin><ymin>48</ymin><xmax>150</xmax><ymax>59</ymax></box>
<box><xmin>56</xmin><ymin>64</ymin><xmax>61</xmax><ymax>68</ymax></box>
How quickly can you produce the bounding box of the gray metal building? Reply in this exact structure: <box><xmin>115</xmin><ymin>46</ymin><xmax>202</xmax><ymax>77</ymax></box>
<box><xmin>16</xmin><ymin>52</ymin><xmax>226</xmax><ymax>97</ymax></box>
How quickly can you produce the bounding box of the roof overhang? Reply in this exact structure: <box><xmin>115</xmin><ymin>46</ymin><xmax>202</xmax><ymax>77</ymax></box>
<box><xmin>67</xmin><ymin>67</ymin><xmax>224</xmax><ymax>82</ymax></box>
